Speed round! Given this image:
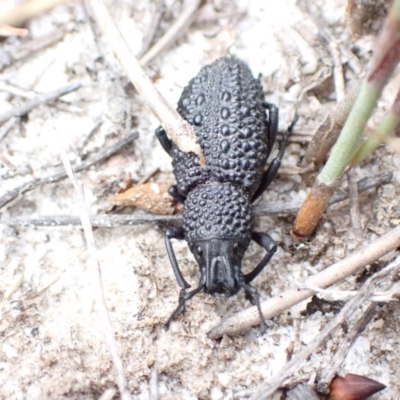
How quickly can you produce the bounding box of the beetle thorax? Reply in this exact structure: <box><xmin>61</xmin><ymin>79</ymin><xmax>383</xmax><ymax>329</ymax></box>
<box><xmin>183</xmin><ymin>183</ymin><xmax>253</xmax><ymax>245</ymax></box>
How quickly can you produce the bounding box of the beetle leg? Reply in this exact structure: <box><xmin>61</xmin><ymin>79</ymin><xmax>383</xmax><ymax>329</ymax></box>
<box><xmin>237</xmin><ymin>280</ymin><xmax>267</xmax><ymax>335</ymax></box>
<box><xmin>168</xmin><ymin>185</ymin><xmax>186</xmax><ymax>203</ymax></box>
<box><xmin>263</xmin><ymin>102</ymin><xmax>279</xmax><ymax>158</ymax></box>
<box><xmin>251</xmin><ymin>114</ymin><xmax>299</xmax><ymax>202</ymax></box>
<box><xmin>165</xmin><ymin>227</ymin><xmax>191</xmax><ymax>290</ymax></box>
<box><xmin>245</xmin><ymin>232</ymin><xmax>277</xmax><ymax>284</ymax></box>
<box><xmin>155</xmin><ymin>126</ymin><xmax>173</xmax><ymax>156</ymax></box>
<box><xmin>164</xmin><ymin>284</ymin><xmax>204</xmax><ymax>331</ymax></box>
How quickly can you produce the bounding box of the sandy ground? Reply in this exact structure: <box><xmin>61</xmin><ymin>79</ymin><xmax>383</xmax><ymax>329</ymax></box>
<box><xmin>0</xmin><ymin>0</ymin><xmax>399</xmax><ymax>399</ymax></box>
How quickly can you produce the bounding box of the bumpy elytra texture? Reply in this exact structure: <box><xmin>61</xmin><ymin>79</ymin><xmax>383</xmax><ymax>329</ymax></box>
<box><xmin>183</xmin><ymin>183</ymin><xmax>253</xmax><ymax>244</ymax></box>
<box><xmin>172</xmin><ymin>57</ymin><xmax>268</xmax><ymax>197</ymax></box>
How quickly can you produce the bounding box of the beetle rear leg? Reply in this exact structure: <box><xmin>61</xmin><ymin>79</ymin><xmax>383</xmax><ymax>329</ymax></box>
<box><xmin>263</xmin><ymin>102</ymin><xmax>279</xmax><ymax>158</ymax></box>
<box><xmin>164</xmin><ymin>284</ymin><xmax>204</xmax><ymax>331</ymax></box>
<box><xmin>245</xmin><ymin>232</ymin><xmax>277</xmax><ymax>284</ymax></box>
<box><xmin>237</xmin><ymin>280</ymin><xmax>267</xmax><ymax>335</ymax></box>
<box><xmin>155</xmin><ymin>126</ymin><xmax>173</xmax><ymax>156</ymax></box>
<box><xmin>252</xmin><ymin>114</ymin><xmax>299</xmax><ymax>203</ymax></box>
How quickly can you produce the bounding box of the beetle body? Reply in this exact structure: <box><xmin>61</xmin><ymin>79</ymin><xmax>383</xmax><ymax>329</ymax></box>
<box><xmin>156</xmin><ymin>57</ymin><xmax>292</xmax><ymax>332</ymax></box>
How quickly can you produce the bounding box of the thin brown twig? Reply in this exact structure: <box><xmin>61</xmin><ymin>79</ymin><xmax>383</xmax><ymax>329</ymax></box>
<box><xmin>316</xmin><ymin>303</ymin><xmax>378</xmax><ymax>393</ymax></box>
<box><xmin>299</xmin><ymin>0</ymin><xmax>345</xmax><ymax>101</ymax></box>
<box><xmin>207</xmin><ymin>224</ymin><xmax>400</xmax><ymax>339</ymax></box>
<box><xmin>0</xmin><ymin>132</ymin><xmax>138</xmax><ymax>210</ymax></box>
<box><xmin>0</xmin><ymin>24</ymin><xmax>28</xmax><ymax>37</ymax></box>
<box><xmin>11</xmin><ymin>28</ymin><xmax>68</xmax><ymax>66</ymax></box>
<box><xmin>0</xmin><ymin>172</ymin><xmax>392</xmax><ymax>226</ymax></box>
<box><xmin>329</xmin><ymin>40</ymin><xmax>345</xmax><ymax>102</ymax></box>
<box><xmin>285</xmin><ymin>383</ymin><xmax>320</xmax><ymax>400</ymax></box>
<box><xmin>61</xmin><ymin>151</ymin><xmax>132</xmax><ymax>400</ymax></box>
<box><xmin>240</xmin><ymin>256</ymin><xmax>400</xmax><ymax>399</ymax></box>
<box><xmin>87</xmin><ymin>0</ymin><xmax>205</xmax><ymax>164</ymax></box>
<box><xmin>139</xmin><ymin>0</ymin><xmax>204</xmax><ymax>66</ymax></box>
<box><xmin>0</xmin><ymin>117</ymin><xmax>18</xmax><ymax>142</ymax></box>
<box><xmin>136</xmin><ymin>0</ymin><xmax>165</xmax><ymax>59</ymax></box>
<box><xmin>0</xmin><ymin>0</ymin><xmax>66</xmax><ymax>26</ymax></box>
<box><xmin>0</xmin><ymin>82</ymin><xmax>81</xmax><ymax>126</ymax></box>
<box><xmin>138</xmin><ymin>167</ymin><xmax>160</xmax><ymax>185</ymax></box>
<box><xmin>347</xmin><ymin>169</ymin><xmax>363</xmax><ymax>236</ymax></box>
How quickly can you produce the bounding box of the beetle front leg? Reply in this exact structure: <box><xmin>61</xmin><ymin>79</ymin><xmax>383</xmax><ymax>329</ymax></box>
<box><xmin>237</xmin><ymin>279</ymin><xmax>267</xmax><ymax>335</ymax></box>
<box><xmin>164</xmin><ymin>284</ymin><xmax>204</xmax><ymax>331</ymax></box>
<box><xmin>155</xmin><ymin>126</ymin><xmax>173</xmax><ymax>156</ymax></box>
<box><xmin>244</xmin><ymin>232</ymin><xmax>277</xmax><ymax>284</ymax></box>
<box><xmin>165</xmin><ymin>227</ymin><xmax>191</xmax><ymax>290</ymax></box>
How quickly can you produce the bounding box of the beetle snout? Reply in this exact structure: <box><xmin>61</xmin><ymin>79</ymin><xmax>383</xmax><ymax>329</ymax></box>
<box><xmin>204</xmin><ymin>256</ymin><xmax>240</xmax><ymax>297</ymax></box>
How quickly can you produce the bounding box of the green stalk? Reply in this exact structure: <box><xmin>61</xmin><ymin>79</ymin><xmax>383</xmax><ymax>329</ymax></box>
<box><xmin>319</xmin><ymin>82</ymin><xmax>379</xmax><ymax>184</ymax></box>
<box><xmin>351</xmin><ymin>106</ymin><xmax>400</xmax><ymax>167</ymax></box>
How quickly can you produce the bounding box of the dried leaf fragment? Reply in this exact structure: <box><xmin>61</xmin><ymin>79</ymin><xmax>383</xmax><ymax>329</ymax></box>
<box><xmin>329</xmin><ymin>373</ymin><xmax>386</xmax><ymax>400</ymax></box>
<box><xmin>108</xmin><ymin>182</ymin><xmax>182</xmax><ymax>215</ymax></box>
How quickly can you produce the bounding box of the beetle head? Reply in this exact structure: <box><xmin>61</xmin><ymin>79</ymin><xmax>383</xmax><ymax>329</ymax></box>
<box><xmin>191</xmin><ymin>239</ymin><xmax>247</xmax><ymax>297</ymax></box>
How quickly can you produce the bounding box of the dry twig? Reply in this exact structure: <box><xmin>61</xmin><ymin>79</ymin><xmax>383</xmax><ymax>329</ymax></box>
<box><xmin>136</xmin><ymin>1</ymin><xmax>165</xmax><ymax>58</ymax></box>
<box><xmin>1</xmin><ymin>172</ymin><xmax>392</xmax><ymax>226</ymax></box>
<box><xmin>0</xmin><ymin>0</ymin><xmax>66</xmax><ymax>26</ymax></box>
<box><xmin>139</xmin><ymin>0</ymin><xmax>204</xmax><ymax>66</ymax></box>
<box><xmin>0</xmin><ymin>24</ymin><xmax>28</xmax><ymax>37</ymax></box>
<box><xmin>0</xmin><ymin>82</ymin><xmax>81</xmax><ymax>126</ymax></box>
<box><xmin>207</xmin><ymin>225</ymin><xmax>400</xmax><ymax>339</ymax></box>
<box><xmin>317</xmin><ymin>303</ymin><xmax>378</xmax><ymax>393</ymax></box>
<box><xmin>239</xmin><ymin>256</ymin><xmax>400</xmax><ymax>399</ymax></box>
<box><xmin>61</xmin><ymin>151</ymin><xmax>132</xmax><ymax>400</ymax></box>
<box><xmin>347</xmin><ymin>169</ymin><xmax>363</xmax><ymax>236</ymax></box>
<box><xmin>0</xmin><ymin>117</ymin><xmax>18</xmax><ymax>143</ymax></box>
<box><xmin>0</xmin><ymin>132</ymin><xmax>138</xmax><ymax>209</ymax></box>
<box><xmin>87</xmin><ymin>0</ymin><xmax>205</xmax><ymax>164</ymax></box>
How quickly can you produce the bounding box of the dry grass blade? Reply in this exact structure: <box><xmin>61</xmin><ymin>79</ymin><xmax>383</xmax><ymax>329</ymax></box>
<box><xmin>61</xmin><ymin>151</ymin><xmax>132</xmax><ymax>400</ymax></box>
<box><xmin>86</xmin><ymin>0</ymin><xmax>205</xmax><ymax>165</ymax></box>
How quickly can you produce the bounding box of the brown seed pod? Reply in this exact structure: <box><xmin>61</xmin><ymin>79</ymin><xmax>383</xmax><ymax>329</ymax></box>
<box><xmin>108</xmin><ymin>182</ymin><xmax>182</xmax><ymax>215</ymax></box>
<box><xmin>329</xmin><ymin>373</ymin><xmax>386</xmax><ymax>400</ymax></box>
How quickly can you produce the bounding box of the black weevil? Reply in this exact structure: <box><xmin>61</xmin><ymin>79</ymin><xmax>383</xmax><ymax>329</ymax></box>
<box><xmin>156</xmin><ymin>57</ymin><xmax>296</xmax><ymax>333</ymax></box>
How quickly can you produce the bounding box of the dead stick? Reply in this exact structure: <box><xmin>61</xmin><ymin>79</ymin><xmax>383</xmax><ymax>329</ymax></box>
<box><xmin>207</xmin><ymin>225</ymin><xmax>400</xmax><ymax>339</ymax></box>
<box><xmin>246</xmin><ymin>257</ymin><xmax>400</xmax><ymax>399</ymax></box>
<box><xmin>139</xmin><ymin>0</ymin><xmax>204</xmax><ymax>66</ymax></box>
<box><xmin>317</xmin><ymin>303</ymin><xmax>378</xmax><ymax>393</ymax></box>
<box><xmin>0</xmin><ymin>82</ymin><xmax>81</xmax><ymax>126</ymax></box>
<box><xmin>136</xmin><ymin>1</ymin><xmax>165</xmax><ymax>58</ymax></box>
<box><xmin>61</xmin><ymin>151</ymin><xmax>132</xmax><ymax>400</ymax></box>
<box><xmin>87</xmin><ymin>0</ymin><xmax>205</xmax><ymax>164</ymax></box>
<box><xmin>0</xmin><ymin>0</ymin><xmax>66</xmax><ymax>26</ymax></box>
<box><xmin>347</xmin><ymin>169</ymin><xmax>363</xmax><ymax>235</ymax></box>
<box><xmin>1</xmin><ymin>172</ymin><xmax>392</xmax><ymax>226</ymax></box>
<box><xmin>0</xmin><ymin>117</ymin><xmax>19</xmax><ymax>142</ymax></box>
<box><xmin>0</xmin><ymin>132</ymin><xmax>138</xmax><ymax>209</ymax></box>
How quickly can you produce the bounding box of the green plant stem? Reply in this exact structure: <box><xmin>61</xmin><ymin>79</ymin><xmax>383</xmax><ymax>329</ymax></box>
<box><xmin>319</xmin><ymin>82</ymin><xmax>379</xmax><ymax>184</ymax></box>
<box><xmin>351</xmin><ymin>108</ymin><xmax>400</xmax><ymax>167</ymax></box>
